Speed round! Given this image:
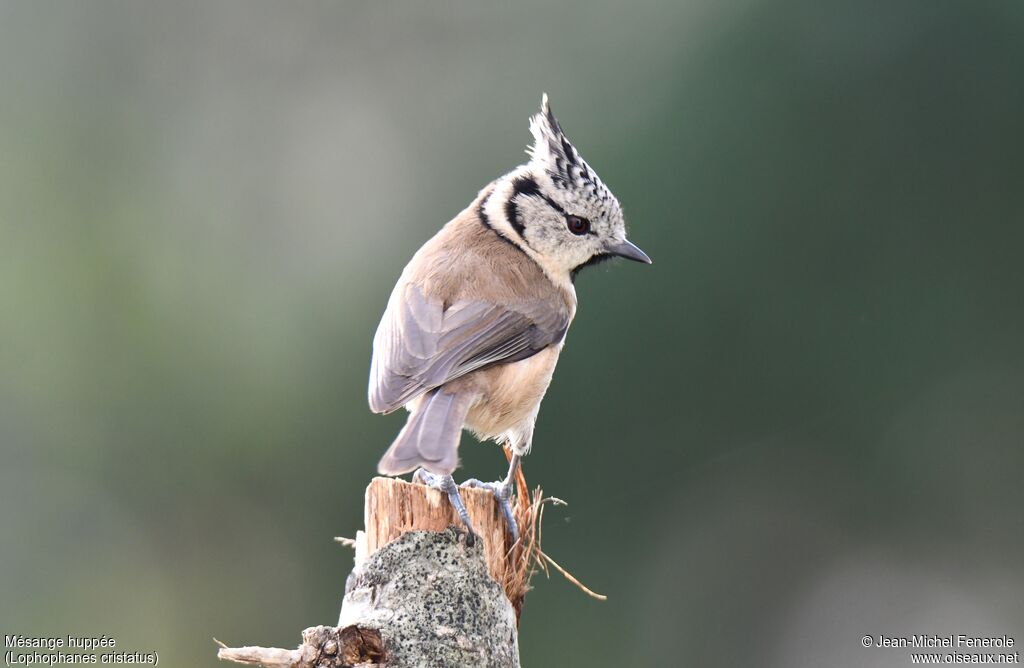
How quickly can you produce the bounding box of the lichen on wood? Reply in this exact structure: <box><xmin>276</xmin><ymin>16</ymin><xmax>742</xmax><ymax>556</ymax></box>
<box><xmin>340</xmin><ymin>528</ymin><xmax>520</xmax><ymax>668</ymax></box>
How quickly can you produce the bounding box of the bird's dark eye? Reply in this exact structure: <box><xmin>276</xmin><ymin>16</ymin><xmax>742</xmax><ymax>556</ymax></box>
<box><xmin>566</xmin><ymin>215</ymin><xmax>590</xmax><ymax>235</ymax></box>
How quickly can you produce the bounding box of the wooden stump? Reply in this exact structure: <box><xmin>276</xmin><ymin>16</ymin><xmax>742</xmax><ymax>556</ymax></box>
<box><xmin>356</xmin><ymin>477</ymin><xmax>518</xmax><ymax>587</ymax></box>
<box><xmin>218</xmin><ymin>476</ymin><xmax>529</xmax><ymax>668</ymax></box>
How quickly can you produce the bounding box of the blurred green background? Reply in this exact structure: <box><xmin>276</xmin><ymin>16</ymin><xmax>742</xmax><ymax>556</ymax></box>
<box><xmin>2</xmin><ymin>1</ymin><xmax>1023</xmax><ymax>666</ymax></box>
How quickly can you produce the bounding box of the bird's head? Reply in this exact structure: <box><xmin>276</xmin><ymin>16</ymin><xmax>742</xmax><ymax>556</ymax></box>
<box><xmin>484</xmin><ymin>94</ymin><xmax>651</xmax><ymax>284</ymax></box>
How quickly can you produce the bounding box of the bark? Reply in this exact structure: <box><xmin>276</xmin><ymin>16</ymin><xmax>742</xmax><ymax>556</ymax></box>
<box><xmin>339</xmin><ymin>527</ymin><xmax>519</xmax><ymax>667</ymax></box>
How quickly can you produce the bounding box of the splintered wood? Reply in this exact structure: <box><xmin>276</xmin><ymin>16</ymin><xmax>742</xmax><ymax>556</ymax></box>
<box><xmin>357</xmin><ymin>477</ymin><xmax>516</xmax><ymax>587</ymax></box>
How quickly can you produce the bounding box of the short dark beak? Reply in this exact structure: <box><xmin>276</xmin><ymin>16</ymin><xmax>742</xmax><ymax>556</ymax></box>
<box><xmin>606</xmin><ymin>238</ymin><xmax>652</xmax><ymax>264</ymax></box>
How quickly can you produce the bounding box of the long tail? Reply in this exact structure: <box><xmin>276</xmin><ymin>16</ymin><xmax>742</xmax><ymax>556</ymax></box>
<box><xmin>377</xmin><ymin>389</ymin><xmax>471</xmax><ymax>476</ymax></box>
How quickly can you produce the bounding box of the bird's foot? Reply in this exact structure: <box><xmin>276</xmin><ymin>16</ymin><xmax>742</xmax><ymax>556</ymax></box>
<box><xmin>413</xmin><ymin>468</ymin><xmax>477</xmax><ymax>546</ymax></box>
<box><xmin>461</xmin><ymin>477</ymin><xmax>519</xmax><ymax>544</ymax></box>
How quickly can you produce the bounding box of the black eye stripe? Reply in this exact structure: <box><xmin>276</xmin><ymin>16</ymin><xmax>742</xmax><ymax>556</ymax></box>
<box><xmin>506</xmin><ymin>176</ymin><xmax>569</xmax><ymax>238</ymax></box>
<box><xmin>511</xmin><ymin>176</ymin><xmax>565</xmax><ymax>214</ymax></box>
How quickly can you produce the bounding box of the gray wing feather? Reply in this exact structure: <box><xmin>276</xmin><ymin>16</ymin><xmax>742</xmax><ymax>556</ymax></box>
<box><xmin>369</xmin><ymin>283</ymin><xmax>568</xmax><ymax>414</ymax></box>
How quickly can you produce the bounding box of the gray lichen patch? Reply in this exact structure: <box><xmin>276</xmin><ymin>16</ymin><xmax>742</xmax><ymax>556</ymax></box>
<box><xmin>339</xmin><ymin>528</ymin><xmax>520</xmax><ymax>667</ymax></box>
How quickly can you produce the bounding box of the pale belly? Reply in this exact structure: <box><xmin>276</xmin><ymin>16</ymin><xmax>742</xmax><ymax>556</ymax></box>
<box><xmin>456</xmin><ymin>344</ymin><xmax>563</xmax><ymax>450</ymax></box>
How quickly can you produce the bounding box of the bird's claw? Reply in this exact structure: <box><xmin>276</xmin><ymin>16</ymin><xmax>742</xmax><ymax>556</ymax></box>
<box><xmin>461</xmin><ymin>478</ymin><xmax>519</xmax><ymax>544</ymax></box>
<box><xmin>413</xmin><ymin>468</ymin><xmax>520</xmax><ymax>546</ymax></box>
<box><xmin>414</xmin><ymin>468</ymin><xmax>477</xmax><ymax>547</ymax></box>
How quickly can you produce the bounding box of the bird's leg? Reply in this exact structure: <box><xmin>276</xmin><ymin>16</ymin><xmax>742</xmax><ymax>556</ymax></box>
<box><xmin>413</xmin><ymin>468</ymin><xmax>477</xmax><ymax>546</ymax></box>
<box><xmin>461</xmin><ymin>453</ymin><xmax>521</xmax><ymax>543</ymax></box>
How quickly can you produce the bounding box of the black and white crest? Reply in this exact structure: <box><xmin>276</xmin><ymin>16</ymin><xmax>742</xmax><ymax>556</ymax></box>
<box><xmin>526</xmin><ymin>94</ymin><xmax>620</xmax><ymax>219</ymax></box>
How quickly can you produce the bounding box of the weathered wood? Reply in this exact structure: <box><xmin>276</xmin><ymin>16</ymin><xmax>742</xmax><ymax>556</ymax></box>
<box><xmin>216</xmin><ymin>625</ymin><xmax>384</xmax><ymax>667</ymax></box>
<box><xmin>219</xmin><ymin>476</ymin><xmax>532</xmax><ymax>667</ymax></box>
<box><xmin>356</xmin><ymin>476</ymin><xmax>518</xmax><ymax>588</ymax></box>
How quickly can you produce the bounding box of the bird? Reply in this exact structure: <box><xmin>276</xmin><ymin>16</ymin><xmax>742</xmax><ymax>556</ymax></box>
<box><xmin>368</xmin><ymin>94</ymin><xmax>650</xmax><ymax>542</ymax></box>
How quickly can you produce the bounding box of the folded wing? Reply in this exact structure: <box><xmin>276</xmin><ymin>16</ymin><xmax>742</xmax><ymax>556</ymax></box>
<box><xmin>369</xmin><ymin>283</ymin><xmax>569</xmax><ymax>414</ymax></box>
